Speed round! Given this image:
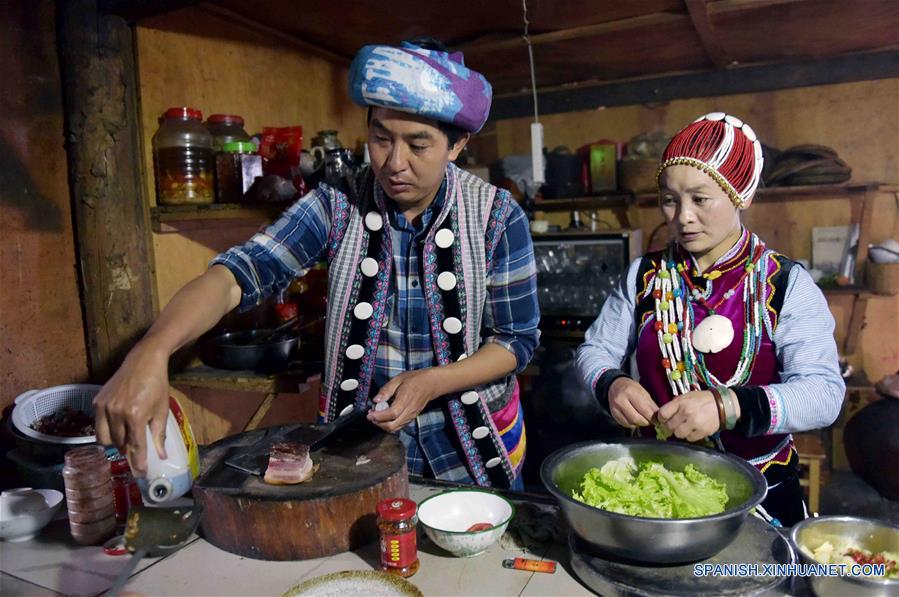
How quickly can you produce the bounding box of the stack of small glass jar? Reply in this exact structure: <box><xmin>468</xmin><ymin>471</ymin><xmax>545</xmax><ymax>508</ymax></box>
<box><xmin>62</xmin><ymin>446</ymin><xmax>116</xmax><ymax>545</ymax></box>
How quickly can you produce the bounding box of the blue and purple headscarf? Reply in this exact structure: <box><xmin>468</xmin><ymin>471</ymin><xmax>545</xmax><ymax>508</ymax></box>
<box><xmin>349</xmin><ymin>42</ymin><xmax>493</xmax><ymax>133</ymax></box>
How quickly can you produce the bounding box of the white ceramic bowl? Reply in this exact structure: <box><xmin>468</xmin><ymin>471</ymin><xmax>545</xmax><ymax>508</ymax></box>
<box><xmin>417</xmin><ymin>489</ymin><xmax>514</xmax><ymax>557</ymax></box>
<box><xmin>0</xmin><ymin>489</ymin><xmax>64</xmax><ymax>542</ymax></box>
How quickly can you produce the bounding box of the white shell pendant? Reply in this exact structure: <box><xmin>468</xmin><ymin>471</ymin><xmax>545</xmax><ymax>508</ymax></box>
<box><xmin>691</xmin><ymin>314</ymin><xmax>735</xmax><ymax>354</ymax></box>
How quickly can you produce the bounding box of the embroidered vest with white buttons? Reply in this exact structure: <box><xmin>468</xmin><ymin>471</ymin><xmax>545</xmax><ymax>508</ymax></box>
<box><xmin>319</xmin><ymin>163</ymin><xmax>518</xmax><ymax>488</ymax></box>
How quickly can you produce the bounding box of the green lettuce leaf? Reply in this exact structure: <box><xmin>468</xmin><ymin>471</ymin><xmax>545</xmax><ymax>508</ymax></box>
<box><xmin>571</xmin><ymin>456</ymin><xmax>729</xmax><ymax>519</ymax></box>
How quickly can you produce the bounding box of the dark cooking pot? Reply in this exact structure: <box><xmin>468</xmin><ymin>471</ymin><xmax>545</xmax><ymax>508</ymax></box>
<box><xmin>197</xmin><ymin>329</ymin><xmax>298</xmax><ymax>372</ymax></box>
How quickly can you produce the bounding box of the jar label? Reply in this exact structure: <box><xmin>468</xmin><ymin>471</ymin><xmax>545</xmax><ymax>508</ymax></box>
<box><xmin>380</xmin><ymin>532</ymin><xmax>417</xmax><ymax>569</ymax></box>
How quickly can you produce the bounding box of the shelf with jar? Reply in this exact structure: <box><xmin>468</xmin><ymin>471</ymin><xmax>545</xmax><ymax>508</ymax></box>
<box><xmin>150</xmin><ymin>202</ymin><xmax>293</xmax><ymax>233</ymax></box>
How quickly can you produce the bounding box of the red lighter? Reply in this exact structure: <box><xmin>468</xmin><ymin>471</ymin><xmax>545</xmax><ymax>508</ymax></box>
<box><xmin>502</xmin><ymin>558</ymin><xmax>557</xmax><ymax>574</ymax></box>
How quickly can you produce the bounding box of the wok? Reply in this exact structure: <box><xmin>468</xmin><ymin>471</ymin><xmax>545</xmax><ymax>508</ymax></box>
<box><xmin>197</xmin><ymin>329</ymin><xmax>298</xmax><ymax>372</ymax></box>
<box><xmin>197</xmin><ymin>316</ymin><xmax>323</xmax><ymax>372</ymax></box>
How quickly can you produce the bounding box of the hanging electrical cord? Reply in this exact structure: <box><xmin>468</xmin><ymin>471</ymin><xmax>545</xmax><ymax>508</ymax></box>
<box><xmin>522</xmin><ymin>0</ymin><xmax>539</xmax><ymax>123</ymax></box>
<box><xmin>521</xmin><ymin>0</ymin><xmax>545</xmax><ymax>187</ymax></box>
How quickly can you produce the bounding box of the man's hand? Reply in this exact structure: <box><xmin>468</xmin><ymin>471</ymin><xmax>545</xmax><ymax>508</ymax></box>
<box><xmin>657</xmin><ymin>390</ymin><xmax>720</xmax><ymax>442</ymax></box>
<box><xmin>93</xmin><ymin>343</ymin><xmax>171</xmax><ymax>476</ymax></box>
<box><xmin>607</xmin><ymin>377</ymin><xmax>658</xmax><ymax>428</ymax></box>
<box><xmin>366</xmin><ymin>368</ymin><xmax>448</xmax><ymax>433</ymax></box>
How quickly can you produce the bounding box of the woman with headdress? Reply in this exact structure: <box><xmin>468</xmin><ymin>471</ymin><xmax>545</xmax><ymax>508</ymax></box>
<box><xmin>577</xmin><ymin>113</ymin><xmax>844</xmax><ymax>525</ymax></box>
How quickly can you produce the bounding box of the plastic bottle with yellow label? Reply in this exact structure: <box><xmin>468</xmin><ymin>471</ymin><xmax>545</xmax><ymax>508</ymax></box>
<box><xmin>131</xmin><ymin>391</ymin><xmax>199</xmax><ymax>504</ymax></box>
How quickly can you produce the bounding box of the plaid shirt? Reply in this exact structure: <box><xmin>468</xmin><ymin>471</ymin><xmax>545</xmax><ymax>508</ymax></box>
<box><xmin>212</xmin><ymin>178</ymin><xmax>539</xmax><ymax>482</ymax></box>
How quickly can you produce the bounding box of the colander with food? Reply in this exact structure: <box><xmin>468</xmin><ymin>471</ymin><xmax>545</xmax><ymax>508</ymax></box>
<box><xmin>12</xmin><ymin>385</ymin><xmax>101</xmax><ymax>445</ymax></box>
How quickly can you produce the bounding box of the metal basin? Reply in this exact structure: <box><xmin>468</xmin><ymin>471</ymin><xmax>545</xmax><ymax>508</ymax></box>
<box><xmin>791</xmin><ymin>515</ymin><xmax>899</xmax><ymax>597</ymax></box>
<box><xmin>540</xmin><ymin>439</ymin><xmax>767</xmax><ymax>564</ymax></box>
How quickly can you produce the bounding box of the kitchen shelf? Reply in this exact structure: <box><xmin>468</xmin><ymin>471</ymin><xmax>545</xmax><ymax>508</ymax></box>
<box><xmin>170</xmin><ymin>363</ymin><xmax>320</xmax><ymax>393</ymax></box>
<box><xmin>633</xmin><ymin>182</ymin><xmax>896</xmax><ymax>207</ymax></box>
<box><xmin>533</xmin><ymin>194</ymin><xmax>632</xmax><ymax>212</ymax></box>
<box><xmin>151</xmin><ymin>203</ymin><xmax>291</xmax><ymax>233</ymax></box>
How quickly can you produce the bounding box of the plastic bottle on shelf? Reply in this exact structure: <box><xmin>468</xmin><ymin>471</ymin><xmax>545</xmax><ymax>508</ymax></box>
<box><xmin>153</xmin><ymin>107</ymin><xmax>215</xmax><ymax>205</ymax></box>
<box><xmin>205</xmin><ymin>114</ymin><xmax>250</xmax><ymax>151</ymax></box>
<box><xmin>215</xmin><ymin>141</ymin><xmax>262</xmax><ymax>203</ymax></box>
<box><xmin>63</xmin><ymin>445</ymin><xmax>116</xmax><ymax>545</ymax></box>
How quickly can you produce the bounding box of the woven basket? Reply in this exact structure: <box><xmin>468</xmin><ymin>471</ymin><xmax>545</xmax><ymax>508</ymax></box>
<box><xmin>12</xmin><ymin>384</ymin><xmax>101</xmax><ymax>445</ymax></box>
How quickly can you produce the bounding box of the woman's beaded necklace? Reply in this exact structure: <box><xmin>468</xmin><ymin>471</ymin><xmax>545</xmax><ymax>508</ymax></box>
<box><xmin>652</xmin><ymin>233</ymin><xmax>767</xmax><ymax>396</ymax></box>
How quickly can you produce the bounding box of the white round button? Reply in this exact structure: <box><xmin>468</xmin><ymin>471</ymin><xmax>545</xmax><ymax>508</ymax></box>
<box><xmin>354</xmin><ymin>302</ymin><xmax>373</xmax><ymax>320</ymax></box>
<box><xmin>472</xmin><ymin>426</ymin><xmax>490</xmax><ymax>440</ymax></box>
<box><xmin>435</xmin><ymin>228</ymin><xmax>455</xmax><ymax>249</ymax></box>
<box><xmin>724</xmin><ymin>114</ymin><xmax>744</xmax><ymax>128</ymax></box>
<box><xmin>485</xmin><ymin>457</ymin><xmax>501</xmax><ymax>468</ymax></box>
<box><xmin>360</xmin><ymin>257</ymin><xmax>379</xmax><ymax>277</ymax></box>
<box><xmin>373</xmin><ymin>401</ymin><xmax>389</xmax><ymax>412</ymax></box>
<box><xmin>437</xmin><ymin>272</ymin><xmax>457</xmax><ymax>291</ymax></box>
<box><xmin>460</xmin><ymin>391</ymin><xmax>479</xmax><ymax>405</ymax></box>
<box><xmin>457</xmin><ymin>353</ymin><xmax>468</xmax><ymax>361</ymax></box>
<box><xmin>340</xmin><ymin>379</ymin><xmax>359</xmax><ymax>392</ymax></box>
<box><xmin>705</xmin><ymin>112</ymin><xmax>726</xmax><ymax>121</ymax></box>
<box><xmin>443</xmin><ymin>317</ymin><xmax>462</xmax><ymax>334</ymax></box>
<box><xmin>339</xmin><ymin>404</ymin><xmax>355</xmax><ymax>417</ymax></box>
<box><xmin>364</xmin><ymin>212</ymin><xmax>383</xmax><ymax>232</ymax></box>
<box><xmin>742</xmin><ymin>124</ymin><xmax>757</xmax><ymax>142</ymax></box>
<box><xmin>345</xmin><ymin>344</ymin><xmax>365</xmax><ymax>360</ymax></box>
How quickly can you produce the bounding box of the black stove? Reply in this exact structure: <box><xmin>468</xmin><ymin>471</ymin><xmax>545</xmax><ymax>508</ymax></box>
<box><xmin>567</xmin><ymin>516</ymin><xmax>796</xmax><ymax>596</ymax></box>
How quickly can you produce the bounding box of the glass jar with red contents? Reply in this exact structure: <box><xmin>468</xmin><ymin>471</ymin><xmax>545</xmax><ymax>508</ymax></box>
<box><xmin>153</xmin><ymin>107</ymin><xmax>215</xmax><ymax>205</ymax></box>
<box><xmin>109</xmin><ymin>455</ymin><xmax>143</xmax><ymax>524</ymax></box>
<box><xmin>377</xmin><ymin>497</ymin><xmax>419</xmax><ymax>577</ymax></box>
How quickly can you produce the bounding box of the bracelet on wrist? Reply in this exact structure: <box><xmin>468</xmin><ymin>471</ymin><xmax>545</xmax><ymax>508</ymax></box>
<box><xmin>709</xmin><ymin>387</ymin><xmax>727</xmax><ymax>432</ymax></box>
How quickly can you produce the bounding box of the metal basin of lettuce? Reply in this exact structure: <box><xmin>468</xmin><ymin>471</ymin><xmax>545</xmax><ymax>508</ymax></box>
<box><xmin>541</xmin><ymin>439</ymin><xmax>767</xmax><ymax>564</ymax></box>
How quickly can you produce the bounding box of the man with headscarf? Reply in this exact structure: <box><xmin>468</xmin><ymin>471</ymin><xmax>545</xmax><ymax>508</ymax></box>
<box><xmin>94</xmin><ymin>38</ymin><xmax>540</xmax><ymax>490</ymax></box>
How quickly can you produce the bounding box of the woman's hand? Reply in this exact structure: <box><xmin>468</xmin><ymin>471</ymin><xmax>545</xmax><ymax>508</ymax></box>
<box><xmin>657</xmin><ymin>390</ymin><xmax>720</xmax><ymax>442</ymax></box>
<box><xmin>366</xmin><ymin>368</ymin><xmax>448</xmax><ymax>433</ymax></box>
<box><xmin>607</xmin><ymin>377</ymin><xmax>659</xmax><ymax>428</ymax></box>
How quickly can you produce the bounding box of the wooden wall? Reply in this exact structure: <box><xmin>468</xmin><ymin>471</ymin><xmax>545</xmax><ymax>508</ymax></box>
<box><xmin>0</xmin><ymin>3</ymin><xmax>89</xmax><ymax>410</ymax></box>
<box><xmin>134</xmin><ymin>6</ymin><xmax>368</xmax><ymax>430</ymax></box>
<box><xmin>497</xmin><ymin>79</ymin><xmax>899</xmax><ymax>384</ymax></box>
<box><xmin>136</xmin><ymin>5</ymin><xmax>367</xmax><ymax>306</ymax></box>
<box><xmin>495</xmin><ymin>78</ymin><xmax>899</xmax><ymax>185</ymax></box>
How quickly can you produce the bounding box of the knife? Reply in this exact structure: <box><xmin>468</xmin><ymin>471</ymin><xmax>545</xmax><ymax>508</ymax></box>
<box><xmin>224</xmin><ymin>406</ymin><xmax>365</xmax><ymax>476</ymax></box>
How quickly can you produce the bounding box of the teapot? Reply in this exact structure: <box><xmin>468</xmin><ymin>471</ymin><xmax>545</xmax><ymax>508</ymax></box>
<box><xmin>323</xmin><ymin>148</ymin><xmax>356</xmax><ymax>188</ymax></box>
<box><xmin>310</xmin><ymin>130</ymin><xmax>343</xmax><ymax>167</ymax></box>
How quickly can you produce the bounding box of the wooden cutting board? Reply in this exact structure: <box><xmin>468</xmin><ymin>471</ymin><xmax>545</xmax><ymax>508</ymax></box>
<box><xmin>193</xmin><ymin>423</ymin><xmax>408</xmax><ymax>561</ymax></box>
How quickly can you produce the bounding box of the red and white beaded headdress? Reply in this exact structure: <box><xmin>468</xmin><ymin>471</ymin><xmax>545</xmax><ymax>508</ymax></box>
<box><xmin>656</xmin><ymin>112</ymin><xmax>763</xmax><ymax>209</ymax></box>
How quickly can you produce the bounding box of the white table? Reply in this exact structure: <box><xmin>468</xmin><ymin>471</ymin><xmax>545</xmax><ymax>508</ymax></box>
<box><xmin>1</xmin><ymin>483</ymin><xmax>590</xmax><ymax>596</ymax></box>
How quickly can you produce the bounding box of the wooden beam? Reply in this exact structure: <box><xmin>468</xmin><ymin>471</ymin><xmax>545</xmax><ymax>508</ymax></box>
<box><xmin>707</xmin><ymin>0</ymin><xmax>809</xmax><ymax>15</ymax></box>
<box><xmin>684</xmin><ymin>0</ymin><xmax>731</xmax><ymax>69</ymax></box>
<box><xmin>491</xmin><ymin>49</ymin><xmax>899</xmax><ymax>119</ymax></box>
<box><xmin>200</xmin><ymin>5</ymin><xmax>352</xmax><ymax>65</ymax></box>
<box><xmin>56</xmin><ymin>0</ymin><xmax>157</xmax><ymax>382</ymax></box>
<box><xmin>853</xmin><ymin>189</ymin><xmax>877</xmax><ymax>283</ymax></box>
<box><xmin>98</xmin><ymin>0</ymin><xmax>202</xmax><ymax>21</ymax></box>
<box><xmin>462</xmin><ymin>13</ymin><xmax>687</xmax><ymax>53</ymax></box>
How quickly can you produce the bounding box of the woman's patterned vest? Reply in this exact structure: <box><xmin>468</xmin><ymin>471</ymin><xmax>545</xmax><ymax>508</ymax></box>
<box><xmin>318</xmin><ymin>163</ymin><xmax>519</xmax><ymax>488</ymax></box>
<box><xmin>634</xmin><ymin>233</ymin><xmax>798</xmax><ymax>468</ymax></box>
